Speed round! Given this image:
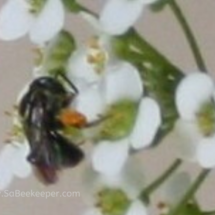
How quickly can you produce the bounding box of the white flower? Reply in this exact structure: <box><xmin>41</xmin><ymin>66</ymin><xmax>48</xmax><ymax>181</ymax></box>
<box><xmin>175</xmin><ymin>72</ymin><xmax>215</xmax><ymax>168</ymax></box>
<box><xmin>0</xmin><ymin>85</ymin><xmax>32</xmax><ymax>190</ymax></box>
<box><xmin>0</xmin><ymin>0</ymin><xmax>64</xmax><ymax>44</ymax></box>
<box><xmin>83</xmin><ymin>157</ymin><xmax>148</xmax><ymax>215</ymax></box>
<box><xmin>99</xmin><ymin>0</ymin><xmax>158</xmax><ymax>35</ymax></box>
<box><xmin>67</xmin><ymin>27</ymin><xmax>160</xmax><ymax>176</ymax></box>
<box><xmin>67</xmin><ymin>34</ymin><xmax>114</xmax><ymax>86</ymax></box>
<box><xmin>71</xmin><ymin>61</ymin><xmax>161</xmax><ymax>176</ymax></box>
<box><xmin>0</xmin><ymin>141</ymin><xmax>32</xmax><ymax>190</ymax></box>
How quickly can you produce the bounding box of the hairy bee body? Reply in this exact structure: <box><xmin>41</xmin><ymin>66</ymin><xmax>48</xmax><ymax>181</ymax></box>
<box><xmin>19</xmin><ymin>77</ymin><xmax>84</xmax><ymax>183</ymax></box>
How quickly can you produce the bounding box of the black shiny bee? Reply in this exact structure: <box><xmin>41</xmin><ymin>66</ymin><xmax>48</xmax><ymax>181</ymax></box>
<box><xmin>19</xmin><ymin>76</ymin><xmax>84</xmax><ymax>184</ymax></box>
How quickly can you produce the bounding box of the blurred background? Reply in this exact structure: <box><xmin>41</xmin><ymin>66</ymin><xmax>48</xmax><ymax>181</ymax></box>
<box><xmin>0</xmin><ymin>0</ymin><xmax>215</xmax><ymax>214</ymax></box>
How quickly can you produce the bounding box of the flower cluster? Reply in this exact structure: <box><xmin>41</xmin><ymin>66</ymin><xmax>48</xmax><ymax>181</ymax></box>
<box><xmin>0</xmin><ymin>0</ymin><xmax>214</xmax><ymax>214</ymax></box>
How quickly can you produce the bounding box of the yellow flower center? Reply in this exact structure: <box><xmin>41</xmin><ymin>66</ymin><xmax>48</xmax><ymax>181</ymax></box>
<box><xmin>86</xmin><ymin>36</ymin><xmax>108</xmax><ymax>74</ymax></box>
<box><xmin>96</xmin><ymin>189</ymin><xmax>131</xmax><ymax>215</ymax></box>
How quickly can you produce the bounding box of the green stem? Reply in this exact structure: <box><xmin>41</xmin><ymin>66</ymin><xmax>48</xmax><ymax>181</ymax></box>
<box><xmin>168</xmin><ymin>0</ymin><xmax>207</xmax><ymax>72</ymax></box>
<box><xmin>169</xmin><ymin>169</ymin><xmax>210</xmax><ymax>215</ymax></box>
<box><xmin>139</xmin><ymin>159</ymin><xmax>182</xmax><ymax>200</ymax></box>
<box><xmin>63</xmin><ymin>0</ymin><xmax>97</xmax><ymax>16</ymax></box>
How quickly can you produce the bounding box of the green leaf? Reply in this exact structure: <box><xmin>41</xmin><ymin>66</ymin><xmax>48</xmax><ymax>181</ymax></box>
<box><xmin>114</xmin><ymin>29</ymin><xmax>184</xmax><ymax>145</ymax></box>
<box><xmin>150</xmin><ymin>0</ymin><xmax>174</xmax><ymax>12</ymax></box>
<box><xmin>43</xmin><ymin>30</ymin><xmax>76</xmax><ymax>75</ymax></box>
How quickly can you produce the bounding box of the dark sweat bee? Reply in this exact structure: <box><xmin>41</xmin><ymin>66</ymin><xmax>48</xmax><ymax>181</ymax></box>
<box><xmin>19</xmin><ymin>76</ymin><xmax>86</xmax><ymax>184</ymax></box>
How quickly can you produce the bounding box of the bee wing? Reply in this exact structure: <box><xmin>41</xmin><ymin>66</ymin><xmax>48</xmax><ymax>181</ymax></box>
<box><xmin>50</xmin><ymin>131</ymin><xmax>84</xmax><ymax>167</ymax></box>
<box><xmin>29</xmin><ymin>136</ymin><xmax>58</xmax><ymax>184</ymax></box>
<box><xmin>19</xmin><ymin>85</ymin><xmax>83</xmax><ymax>184</ymax></box>
<box><xmin>23</xmin><ymin>94</ymin><xmax>58</xmax><ymax>183</ymax></box>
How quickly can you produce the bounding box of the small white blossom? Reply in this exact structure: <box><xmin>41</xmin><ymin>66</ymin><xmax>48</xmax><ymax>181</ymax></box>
<box><xmin>70</xmin><ymin>60</ymin><xmax>161</xmax><ymax>176</ymax></box>
<box><xmin>67</xmin><ymin>34</ymin><xmax>114</xmax><ymax>86</ymax></box>
<box><xmin>175</xmin><ymin>72</ymin><xmax>215</xmax><ymax>168</ymax></box>
<box><xmin>0</xmin><ymin>0</ymin><xmax>64</xmax><ymax>44</ymax></box>
<box><xmin>0</xmin><ymin>141</ymin><xmax>32</xmax><ymax>190</ymax></box>
<box><xmin>0</xmin><ymin>83</ymin><xmax>34</xmax><ymax>190</ymax></box>
<box><xmin>83</xmin><ymin>157</ymin><xmax>148</xmax><ymax>215</ymax></box>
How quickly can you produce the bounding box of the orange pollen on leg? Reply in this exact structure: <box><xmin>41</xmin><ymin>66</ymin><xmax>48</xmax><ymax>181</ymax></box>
<box><xmin>59</xmin><ymin>109</ymin><xmax>87</xmax><ymax>128</ymax></box>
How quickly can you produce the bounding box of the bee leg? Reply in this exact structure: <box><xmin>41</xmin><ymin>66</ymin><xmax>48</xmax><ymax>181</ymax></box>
<box><xmin>83</xmin><ymin>115</ymin><xmax>108</xmax><ymax>128</ymax></box>
<box><xmin>57</xmin><ymin>73</ymin><xmax>79</xmax><ymax>94</ymax></box>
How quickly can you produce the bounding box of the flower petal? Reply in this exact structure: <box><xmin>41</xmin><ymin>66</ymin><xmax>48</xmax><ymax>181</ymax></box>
<box><xmin>72</xmin><ymin>84</ymin><xmax>106</xmax><ymax>122</ymax></box>
<box><xmin>174</xmin><ymin>119</ymin><xmax>202</xmax><ymax>162</ymax></box>
<box><xmin>99</xmin><ymin>156</ymin><xmax>145</xmax><ymax>199</ymax></box>
<box><xmin>118</xmin><ymin>157</ymin><xmax>146</xmax><ymax>199</ymax></box>
<box><xmin>176</xmin><ymin>73</ymin><xmax>214</xmax><ymax>120</ymax></box>
<box><xmin>105</xmin><ymin>62</ymin><xmax>143</xmax><ymax>105</ymax></box>
<box><xmin>197</xmin><ymin>136</ymin><xmax>215</xmax><ymax>168</ymax></box>
<box><xmin>92</xmin><ymin>139</ymin><xmax>129</xmax><ymax>176</ymax></box>
<box><xmin>126</xmin><ymin>200</ymin><xmax>148</xmax><ymax>215</ymax></box>
<box><xmin>0</xmin><ymin>145</ymin><xmax>15</xmax><ymax>190</ymax></box>
<box><xmin>67</xmin><ymin>48</ymin><xmax>101</xmax><ymax>84</ymax></box>
<box><xmin>100</xmin><ymin>0</ymin><xmax>145</xmax><ymax>35</ymax></box>
<box><xmin>0</xmin><ymin>0</ymin><xmax>33</xmax><ymax>40</ymax></box>
<box><xmin>163</xmin><ymin>172</ymin><xmax>191</xmax><ymax>206</ymax></box>
<box><xmin>130</xmin><ymin>98</ymin><xmax>161</xmax><ymax>149</ymax></box>
<box><xmin>12</xmin><ymin>142</ymin><xmax>32</xmax><ymax>178</ymax></box>
<box><xmin>0</xmin><ymin>166</ymin><xmax>13</xmax><ymax>190</ymax></box>
<box><xmin>81</xmin><ymin>163</ymin><xmax>101</xmax><ymax>201</ymax></box>
<box><xmin>30</xmin><ymin>0</ymin><xmax>64</xmax><ymax>44</ymax></box>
